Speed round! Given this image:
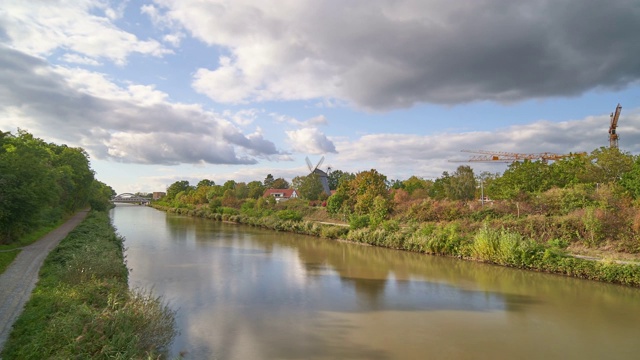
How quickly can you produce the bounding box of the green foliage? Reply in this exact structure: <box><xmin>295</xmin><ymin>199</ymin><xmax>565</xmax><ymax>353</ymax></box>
<box><xmin>326</xmin><ymin>192</ymin><xmax>346</xmax><ymax>215</ymax></box>
<box><xmin>327</xmin><ymin>169</ymin><xmax>354</xmax><ymax>190</ymax></box>
<box><xmin>446</xmin><ymin>165</ymin><xmax>477</xmax><ymax>201</ymax></box>
<box><xmin>292</xmin><ymin>173</ymin><xmax>325</xmax><ymax>201</ymax></box>
<box><xmin>166</xmin><ymin>180</ymin><xmax>192</xmax><ymax>200</ymax></box>
<box><xmin>349</xmin><ymin>214</ymin><xmax>370</xmax><ymax>230</ymax></box>
<box><xmin>276</xmin><ymin>209</ymin><xmax>303</xmax><ymax>222</ymax></box>
<box><xmin>0</xmin><ymin>130</ymin><xmax>107</xmax><ymax>243</ymax></box>
<box><xmin>1</xmin><ymin>211</ymin><xmax>177</xmax><ymax>359</ymax></box>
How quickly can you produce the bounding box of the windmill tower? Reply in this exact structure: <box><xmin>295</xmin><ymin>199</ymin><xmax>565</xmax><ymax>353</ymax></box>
<box><xmin>306</xmin><ymin>156</ymin><xmax>331</xmax><ymax>195</ymax></box>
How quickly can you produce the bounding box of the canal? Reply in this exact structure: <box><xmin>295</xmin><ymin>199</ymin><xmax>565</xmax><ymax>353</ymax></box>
<box><xmin>111</xmin><ymin>204</ymin><xmax>640</xmax><ymax>359</ymax></box>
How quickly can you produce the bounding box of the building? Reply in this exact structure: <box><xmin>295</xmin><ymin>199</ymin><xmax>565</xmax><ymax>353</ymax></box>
<box><xmin>263</xmin><ymin>188</ymin><xmax>298</xmax><ymax>202</ymax></box>
<box><xmin>152</xmin><ymin>192</ymin><xmax>166</xmax><ymax>200</ymax></box>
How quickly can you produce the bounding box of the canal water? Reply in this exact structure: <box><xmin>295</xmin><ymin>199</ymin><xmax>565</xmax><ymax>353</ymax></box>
<box><xmin>111</xmin><ymin>204</ymin><xmax>640</xmax><ymax>359</ymax></box>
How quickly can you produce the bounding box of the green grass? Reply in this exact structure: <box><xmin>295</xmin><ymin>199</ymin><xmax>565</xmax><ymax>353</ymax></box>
<box><xmin>0</xmin><ymin>219</ymin><xmax>68</xmax><ymax>275</ymax></box>
<box><xmin>1</xmin><ymin>211</ymin><xmax>177</xmax><ymax>359</ymax></box>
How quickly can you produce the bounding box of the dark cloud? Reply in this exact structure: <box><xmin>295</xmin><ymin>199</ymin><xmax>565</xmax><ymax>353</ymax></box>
<box><xmin>166</xmin><ymin>0</ymin><xmax>640</xmax><ymax>110</ymax></box>
<box><xmin>0</xmin><ymin>46</ymin><xmax>281</xmax><ymax>165</ymax></box>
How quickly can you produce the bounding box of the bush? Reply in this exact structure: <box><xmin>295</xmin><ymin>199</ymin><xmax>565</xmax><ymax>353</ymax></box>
<box><xmin>276</xmin><ymin>209</ymin><xmax>303</xmax><ymax>222</ymax></box>
<box><xmin>349</xmin><ymin>214</ymin><xmax>370</xmax><ymax>230</ymax></box>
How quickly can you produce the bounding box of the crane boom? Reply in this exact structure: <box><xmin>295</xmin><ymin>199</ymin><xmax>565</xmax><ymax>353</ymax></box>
<box><xmin>451</xmin><ymin>150</ymin><xmax>586</xmax><ymax>163</ymax></box>
<box><xmin>609</xmin><ymin>103</ymin><xmax>622</xmax><ymax>149</ymax></box>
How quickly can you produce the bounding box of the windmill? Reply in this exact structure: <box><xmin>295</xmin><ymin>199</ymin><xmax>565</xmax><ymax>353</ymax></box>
<box><xmin>306</xmin><ymin>156</ymin><xmax>331</xmax><ymax>195</ymax></box>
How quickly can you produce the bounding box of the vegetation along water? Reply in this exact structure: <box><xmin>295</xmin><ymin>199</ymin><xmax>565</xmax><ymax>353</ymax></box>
<box><xmin>153</xmin><ymin>146</ymin><xmax>640</xmax><ymax>287</ymax></box>
<box><xmin>0</xmin><ymin>130</ymin><xmax>177</xmax><ymax>359</ymax></box>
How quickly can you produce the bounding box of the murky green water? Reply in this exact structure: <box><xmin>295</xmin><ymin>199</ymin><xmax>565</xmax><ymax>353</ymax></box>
<box><xmin>111</xmin><ymin>204</ymin><xmax>640</xmax><ymax>359</ymax></box>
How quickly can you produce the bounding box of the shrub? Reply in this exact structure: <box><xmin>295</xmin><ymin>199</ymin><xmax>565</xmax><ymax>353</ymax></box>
<box><xmin>276</xmin><ymin>209</ymin><xmax>303</xmax><ymax>222</ymax></box>
<box><xmin>349</xmin><ymin>214</ymin><xmax>370</xmax><ymax>230</ymax></box>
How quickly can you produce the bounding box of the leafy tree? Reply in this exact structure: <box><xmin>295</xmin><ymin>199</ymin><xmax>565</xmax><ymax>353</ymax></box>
<box><xmin>271</xmin><ymin>178</ymin><xmax>290</xmax><ymax>189</ymax></box>
<box><xmin>247</xmin><ymin>181</ymin><xmax>265</xmax><ymax>199</ymax></box>
<box><xmin>403</xmin><ymin>176</ymin><xmax>430</xmax><ymax>195</ymax></box>
<box><xmin>222</xmin><ymin>180</ymin><xmax>237</xmax><ymax>191</ymax></box>
<box><xmin>166</xmin><ymin>180</ymin><xmax>192</xmax><ymax>200</ymax></box>
<box><xmin>446</xmin><ymin>165</ymin><xmax>476</xmax><ymax>201</ymax></box>
<box><xmin>234</xmin><ymin>182</ymin><xmax>249</xmax><ymax>199</ymax></box>
<box><xmin>620</xmin><ymin>155</ymin><xmax>640</xmax><ymax>199</ymax></box>
<box><xmin>292</xmin><ymin>174</ymin><xmax>324</xmax><ymax>201</ymax></box>
<box><xmin>429</xmin><ymin>172</ymin><xmax>451</xmax><ymax>200</ymax></box>
<box><xmin>489</xmin><ymin>160</ymin><xmax>550</xmax><ymax>199</ymax></box>
<box><xmin>263</xmin><ymin>174</ymin><xmax>275</xmax><ymax>188</ymax></box>
<box><xmin>587</xmin><ymin>147</ymin><xmax>633</xmax><ymax>184</ymax></box>
<box><xmin>0</xmin><ymin>129</ymin><xmax>106</xmax><ymax>243</ymax></box>
<box><xmin>197</xmin><ymin>179</ymin><xmax>215</xmax><ymax>188</ymax></box>
<box><xmin>341</xmin><ymin>169</ymin><xmax>390</xmax><ymax>217</ymax></box>
<box><xmin>327</xmin><ymin>169</ymin><xmax>354</xmax><ymax>190</ymax></box>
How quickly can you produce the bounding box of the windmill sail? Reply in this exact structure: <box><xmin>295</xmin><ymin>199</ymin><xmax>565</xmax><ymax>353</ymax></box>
<box><xmin>305</xmin><ymin>156</ymin><xmax>330</xmax><ymax>195</ymax></box>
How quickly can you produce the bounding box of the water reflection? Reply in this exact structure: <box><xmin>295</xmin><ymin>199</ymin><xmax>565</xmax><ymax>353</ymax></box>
<box><xmin>112</xmin><ymin>205</ymin><xmax>640</xmax><ymax>360</ymax></box>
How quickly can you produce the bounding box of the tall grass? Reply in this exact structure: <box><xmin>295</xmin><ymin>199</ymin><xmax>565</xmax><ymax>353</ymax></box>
<box><xmin>1</xmin><ymin>211</ymin><xmax>177</xmax><ymax>359</ymax></box>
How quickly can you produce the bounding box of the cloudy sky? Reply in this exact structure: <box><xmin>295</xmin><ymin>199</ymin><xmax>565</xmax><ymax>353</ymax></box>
<box><xmin>1</xmin><ymin>0</ymin><xmax>639</xmax><ymax>194</ymax></box>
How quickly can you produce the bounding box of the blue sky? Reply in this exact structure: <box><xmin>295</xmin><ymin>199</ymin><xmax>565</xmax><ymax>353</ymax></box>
<box><xmin>1</xmin><ymin>0</ymin><xmax>639</xmax><ymax>194</ymax></box>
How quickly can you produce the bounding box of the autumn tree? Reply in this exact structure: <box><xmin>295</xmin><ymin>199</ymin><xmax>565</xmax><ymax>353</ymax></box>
<box><xmin>340</xmin><ymin>169</ymin><xmax>391</xmax><ymax>217</ymax></box>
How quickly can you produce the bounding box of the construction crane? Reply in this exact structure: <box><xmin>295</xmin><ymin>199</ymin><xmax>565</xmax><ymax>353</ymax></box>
<box><xmin>451</xmin><ymin>150</ymin><xmax>587</xmax><ymax>164</ymax></box>
<box><xmin>609</xmin><ymin>103</ymin><xmax>622</xmax><ymax>149</ymax></box>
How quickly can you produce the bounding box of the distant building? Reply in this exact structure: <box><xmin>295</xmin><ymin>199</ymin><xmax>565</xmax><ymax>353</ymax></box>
<box><xmin>263</xmin><ymin>188</ymin><xmax>298</xmax><ymax>202</ymax></box>
<box><xmin>152</xmin><ymin>192</ymin><xmax>166</xmax><ymax>200</ymax></box>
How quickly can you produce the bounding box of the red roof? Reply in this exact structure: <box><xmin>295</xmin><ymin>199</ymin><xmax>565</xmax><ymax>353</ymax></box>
<box><xmin>263</xmin><ymin>188</ymin><xmax>298</xmax><ymax>198</ymax></box>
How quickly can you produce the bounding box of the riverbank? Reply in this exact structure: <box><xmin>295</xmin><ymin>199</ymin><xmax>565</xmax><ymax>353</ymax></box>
<box><xmin>152</xmin><ymin>204</ymin><xmax>640</xmax><ymax>287</ymax></box>
<box><xmin>0</xmin><ymin>211</ymin><xmax>177</xmax><ymax>359</ymax></box>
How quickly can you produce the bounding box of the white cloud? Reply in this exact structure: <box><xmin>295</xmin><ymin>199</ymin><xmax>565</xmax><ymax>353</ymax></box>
<box><xmin>286</xmin><ymin>128</ymin><xmax>337</xmax><ymax>155</ymax></box>
<box><xmin>0</xmin><ymin>47</ymin><xmax>281</xmax><ymax>165</ymax></box>
<box><xmin>60</xmin><ymin>53</ymin><xmax>102</xmax><ymax>66</ymax></box>
<box><xmin>1</xmin><ymin>0</ymin><xmax>171</xmax><ymax>65</ymax></box>
<box><xmin>332</xmin><ymin>110</ymin><xmax>640</xmax><ymax>180</ymax></box>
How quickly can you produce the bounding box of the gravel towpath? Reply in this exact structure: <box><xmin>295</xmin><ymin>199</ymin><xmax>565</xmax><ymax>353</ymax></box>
<box><xmin>0</xmin><ymin>209</ymin><xmax>89</xmax><ymax>352</ymax></box>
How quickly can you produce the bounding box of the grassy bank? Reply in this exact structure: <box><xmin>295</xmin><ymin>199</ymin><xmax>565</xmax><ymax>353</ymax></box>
<box><xmin>1</xmin><ymin>211</ymin><xmax>177</xmax><ymax>359</ymax></box>
<box><xmin>0</xmin><ymin>219</ymin><xmax>69</xmax><ymax>275</ymax></box>
<box><xmin>153</xmin><ymin>203</ymin><xmax>640</xmax><ymax>287</ymax></box>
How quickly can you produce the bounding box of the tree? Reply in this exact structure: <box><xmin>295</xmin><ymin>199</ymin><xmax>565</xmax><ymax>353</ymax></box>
<box><xmin>489</xmin><ymin>160</ymin><xmax>550</xmax><ymax>199</ymax></box>
<box><xmin>402</xmin><ymin>176</ymin><xmax>430</xmax><ymax>195</ymax></box>
<box><xmin>327</xmin><ymin>169</ymin><xmax>354</xmax><ymax>190</ymax></box>
<box><xmin>197</xmin><ymin>179</ymin><xmax>215</xmax><ymax>188</ymax></box>
<box><xmin>247</xmin><ymin>181</ymin><xmax>266</xmax><ymax>199</ymax></box>
<box><xmin>263</xmin><ymin>174</ymin><xmax>275</xmax><ymax>188</ymax></box>
<box><xmin>341</xmin><ymin>169</ymin><xmax>390</xmax><ymax>216</ymax></box>
<box><xmin>446</xmin><ymin>165</ymin><xmax>476</xmax><ymax>201</ymax></box>
<box><xmin>166</xmin><ymin>180</ymin><xmax>192</xmax><ymax>200</ymax></box>
<box><xmin>587</xmin><ymin>147</ymin><xmax>633</xmax><ymax>184</ymax></box>
<box><xmin>429</xmin><ymin>172</ymin><xmax>451</xmax><ymax>200</ymax></box>
<box><xmin>271</xmin><ymin>178</ymin><xmax>289</xmax><ymax>189</ymax></box>
<box><xmin>234</xmin><ymin>182</ymin><xmax>249</xmax><ymax>199</ymax></box>
<box><xmin>620</xmin><ymin>155</ymin><xmax>640</xmax><ymax>199</ymax></box>
<box><xmin>292</xmin><ymin>174</ymin><xmax>324</xmax><ymax>201</ymax></box>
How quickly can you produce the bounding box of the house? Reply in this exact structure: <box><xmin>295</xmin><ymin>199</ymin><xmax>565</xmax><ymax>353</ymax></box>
<box><xmin>152</xmin><ymin>192</ymin><xmax>166</xmax><ymax>200</ymax></box>
<box><xmin>263</xmin><ymin>188</ymin><xmax>298</xmax><ymax>202</ymax></box>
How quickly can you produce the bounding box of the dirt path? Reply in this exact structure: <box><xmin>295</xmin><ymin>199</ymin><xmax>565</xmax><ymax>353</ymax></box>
<box><xmin>0</xmin><ymin>209</ymin><xmax>89</xmax><ymax>352</ymax></box>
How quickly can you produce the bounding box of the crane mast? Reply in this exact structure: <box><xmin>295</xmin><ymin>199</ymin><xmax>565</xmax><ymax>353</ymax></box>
<box><xmin>609</xmin><ymin>103</ymin><xmax>622</xmax><ymax>149</ymax></box>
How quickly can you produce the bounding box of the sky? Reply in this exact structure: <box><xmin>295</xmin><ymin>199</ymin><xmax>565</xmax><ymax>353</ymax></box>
<box><xmin>1</xmin><ymin>0</ymin><xmax>639</xmax><ymax>195</ymax></box>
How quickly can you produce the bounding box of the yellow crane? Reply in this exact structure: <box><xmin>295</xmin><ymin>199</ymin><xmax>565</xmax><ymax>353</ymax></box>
<box><xmin>609</xmin><ymin>103</ymin><xmax>622</xmax><ymax>149</ymax></box>
<box><xmin>453</xmin><ymin>150</ymin><xmax>586</xmax><ymax>164</ymax></box>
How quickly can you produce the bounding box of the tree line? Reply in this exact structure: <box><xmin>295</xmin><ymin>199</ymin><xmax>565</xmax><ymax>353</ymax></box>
<box><xmin>158</xmin><ymin>146</ymin><xmax>640</xmax><ymax>249</ymax></box>
<box><xmin>0</xmin><ymin>129</ymin><xmax>115</xmax><ymax>244</ymax></box>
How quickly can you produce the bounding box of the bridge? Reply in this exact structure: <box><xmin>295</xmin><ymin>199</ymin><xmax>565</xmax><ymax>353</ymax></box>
<box><xmin>111</xmin><ymin>193</ymin><xmax>150</xmax><ymax>205</ymax></box>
